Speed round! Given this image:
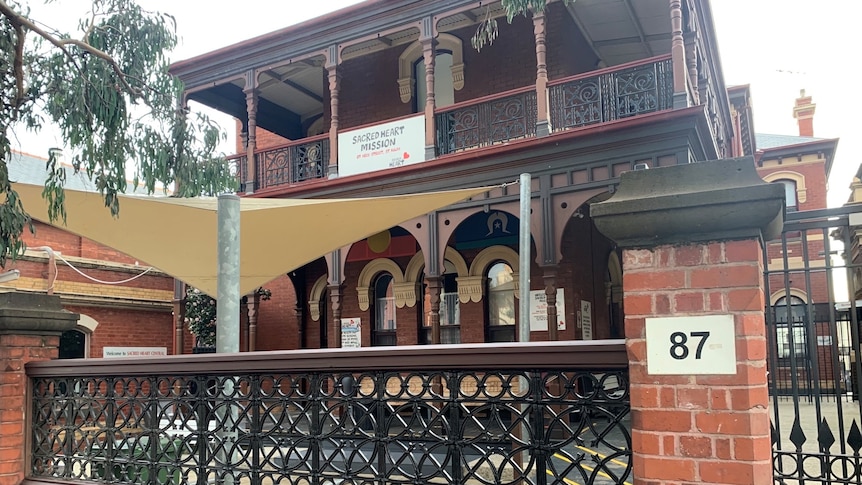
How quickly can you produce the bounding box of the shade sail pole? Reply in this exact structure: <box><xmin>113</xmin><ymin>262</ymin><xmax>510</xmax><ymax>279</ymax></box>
<box><xmin>519</xmin><ymin>173</ymin><xmax>531</xmax><ymax>343</ymax></box>
<box><xmin>217</xmin><ymin>194</ymin><xmax>241</xmax><ymax>353</ymax></box>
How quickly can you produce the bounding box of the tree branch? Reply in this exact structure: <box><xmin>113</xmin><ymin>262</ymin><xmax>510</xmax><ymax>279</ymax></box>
<box><xmin>0</xmin><ymin>0</ymin><xmax>142</xmax><ymax>97</ymax></box>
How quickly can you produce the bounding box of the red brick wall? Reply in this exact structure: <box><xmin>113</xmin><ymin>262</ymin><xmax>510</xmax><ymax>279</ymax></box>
<box><xmin>65</xmin><ymin>305</ymin><xmax>173</xmax><ymax>358</ymax></box>
<box><xmin>623</xmin><ymin>240</ymin><xmax>771</xmax><ymax>484</ymax></box>
<box><xmin>254</xmin><ymin>274</ymin><xmax>299</xmax><ymax>351</ymax></box>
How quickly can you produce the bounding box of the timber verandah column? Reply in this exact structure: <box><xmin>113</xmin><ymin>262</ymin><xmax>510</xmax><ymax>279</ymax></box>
<box><xmin>592</xmin><ymin>157</ymin><xmax>785</xmax><ymax>485</ymax></box>
<box><xmin>326</xmin><ymin>45</ymin><xmax>341</xmax><ymax>177</ymax></box>
<box><xmin>533</xmin><ymin>9</ymin><xmax>550</xmax><ymax>137</ymax></box>
<box><xmin>243</xmin><ymin>69</ymin><xmax>259</xmax><ymax>193</ymax></box>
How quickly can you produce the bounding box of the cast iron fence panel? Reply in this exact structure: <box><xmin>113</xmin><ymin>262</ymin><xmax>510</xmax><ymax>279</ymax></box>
<box><xmin>28</xmin><ymin>343</ymin><xmax>630</xmax><ymax>485</ymax></box>
<box><xmin>548</xmin><ymin>56</ymin><xmax>672</xmax><ymax>132</ymax></box>
<box><xmin>766</xmin><ymin>205</ymin><xmax>862</xmax><ymax>483</ymax></box>
<box><xmin>436</xmin><ymin>89</ymin><xmax>537</xmax><ymax>155</ymax></box>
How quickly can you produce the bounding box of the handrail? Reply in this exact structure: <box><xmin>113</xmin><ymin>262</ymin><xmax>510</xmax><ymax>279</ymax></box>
<box><xmin>547</xmin><ymin>53</ymin><xmax>673</xmax><ymax>88</ymax></box>
<box><xmin>26</xmin><ymin>340</ymin><xmax>627</xmax><ymax>377</ymax></box>
<box><xmin>252</xmin><ymin>132</ymin><xmax>329</xmax><ymax>157</ymax></box>
<box><xmin>435</xmin><ymin>84</ymin><xmax>536</xmax><ymax>114</ymax></box>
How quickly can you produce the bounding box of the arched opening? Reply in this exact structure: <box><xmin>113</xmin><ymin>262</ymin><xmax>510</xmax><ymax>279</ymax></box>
<box><xmin>59</xmin><ymin>329</ymin><xmax>87</xmax><ymax>359</ymax></box>
<box><xmin>414</xmin><ymin>51</ymin><xmax>455</xmax><ymax>112</ymax></box>
<box><xmin>373</xmin><ymin>272</ymin><xmax>397</xmax><ymax>346</ymax></box>
<box><xmin>486</xmin><ymin>261</ymin><xmax>516</xmax><ymax>342</ymax></box>
<box><xmin>773</xmin><ymin>295</ymin><xmax>807</xmax><ymax>360</ymax></box>
<box><xmin>440</xmin><ymin>260</ymin><xmax>461</xmax><ymax>343</ymax></box>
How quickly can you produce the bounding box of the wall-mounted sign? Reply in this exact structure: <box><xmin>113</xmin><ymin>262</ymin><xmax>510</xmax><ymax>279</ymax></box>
<box><xmin>529</xmin><ymin>289</ymin><xmax>566</xmax><ymax>331</ymax></box>
<box><xmin>645</xmin><ymin>315</ymin><xmax>736</xmax><ymax>375</ymax></box>
<box><xmin>338</xmin><ymin>115</ymin><xmax>425</xmax><ymax>177</ymax></box>
<box><xmin>580</xmin><ymin>300</ymin><xmax>593</xmax><ymax>340</ymax></box>
<box><xmin>341</xmin><ymin>318</ymin><xmax>362</xmax><ymax>348</ymax></box>
<box><xmin>103</xmin><ymin>347</ymin><xmax>167</xmax><ymax>358</ymax></box>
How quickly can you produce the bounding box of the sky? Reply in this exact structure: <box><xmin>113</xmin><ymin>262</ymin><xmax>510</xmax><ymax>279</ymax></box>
<box><xmin>14</xmin><ymin>0</ymin><xmax>861</xmax><ymax>207</ymax></box>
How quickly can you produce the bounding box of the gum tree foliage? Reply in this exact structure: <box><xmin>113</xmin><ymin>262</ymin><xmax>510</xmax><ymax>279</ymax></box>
<box><xmin>0</xmin><ymin>0</ymin><xmax>236</xmax><ymax>267</ymax></box>
<box><xmin>472</xmin><ymin>0</ymin><xmax>574</xmax><ymax>51</ymax></box>
<box><xmin>185</xmin><ymin>286</ymin><xmax>271</xmax><ymax>347</ymax></box>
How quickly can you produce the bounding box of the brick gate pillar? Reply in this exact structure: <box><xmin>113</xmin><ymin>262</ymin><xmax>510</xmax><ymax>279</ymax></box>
<box><xmin>0</xmin><ymin>292</ymin><xmax>79</xmax><ymax>485</ymax></box>
<box><xmin>592</xmin><ymin>157</ymin><xmax>785</xmax><ymax>485</ymax></box>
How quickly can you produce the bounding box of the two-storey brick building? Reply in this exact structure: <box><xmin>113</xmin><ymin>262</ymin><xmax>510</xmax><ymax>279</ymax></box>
<box><xmin>170</xmin><ymin>0</ymin><xmax>739</xmax><ymax>350</ymax></box>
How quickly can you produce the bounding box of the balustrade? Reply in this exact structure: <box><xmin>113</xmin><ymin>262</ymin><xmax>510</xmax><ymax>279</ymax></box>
<box><xmin>27</xmin><ymin>342</ymin><xmax>631</xmax><ymax>485</ymax></box>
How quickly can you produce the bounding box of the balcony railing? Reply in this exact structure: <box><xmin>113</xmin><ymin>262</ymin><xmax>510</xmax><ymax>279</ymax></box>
<box><xmin>549</xmin><ymin>55</ymin><xmax>673</xmax><ymax>131</ymax></box>
<box><xmin>436</xmin><ymin>87</ymin><xmax>538</xmax><ymax>155</ymax></box>
<box><xmin>232</xmin><ymin>56</ymin><xmax>675</xmax><ymax>191</ymax></box>
<box><xmin>27</xmin><ymin>341</ymin><xmax>630</xmax><ymax>485</ymax></box>
<box><xmin>233</xmin><ymin>135</ymin><xmax>330</xmax><ymax>192</ymax></box>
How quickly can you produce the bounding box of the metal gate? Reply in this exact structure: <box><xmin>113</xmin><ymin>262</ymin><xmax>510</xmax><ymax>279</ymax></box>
<box><xmin>767</xmin><ymin>205</ymin><xmax>862</xmax><ymax>483</ymax></box>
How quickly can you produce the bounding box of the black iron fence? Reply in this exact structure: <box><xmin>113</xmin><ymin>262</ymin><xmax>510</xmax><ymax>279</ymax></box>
<box><xmin>27</xmin><ymin>341</ymin><xmax>631</xmax><ymax>485</ymax></box>
<box><xmin>766</xmin><ymin>205</ymin><xmax>862</xmax><ymax>483</ymax></box>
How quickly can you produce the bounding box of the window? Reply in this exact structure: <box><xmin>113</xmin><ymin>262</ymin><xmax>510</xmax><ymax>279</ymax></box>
<box><xmin>59</xmin><ymin>329</ymin><xmax>87</xmax><ymax>359</ymax></box>
<box><xmin>773</xmin><ymin>296</ymin><xmax>807</xmax><ymax>359</ymax></box>
<box><xmin>373</xmin><ymin>273</ymin><xmax>397</xmax><ymax>346</ymax></box>
<box><xmin>486</xmin><ymin>262</ymin><xmax>516</xmax><ymax>342</ymax></box>
<box><xmin>414</xmin><ymin>52</ymin><xmax>455</xmax><ymax>112</ymax></box>
<box><xmin>440</xmin><ymin>261</ymin><xmax>461</xmax><ymax>344</ymax></box>
<box><xmin>777</xmin><ymin>179</ymin><xmax>798</xmax><ymax>211</ymax></box>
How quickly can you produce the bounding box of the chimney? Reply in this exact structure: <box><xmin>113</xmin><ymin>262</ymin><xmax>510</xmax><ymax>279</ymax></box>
<box><xmin>793</xmin><ymin>88</ymin><xmax>816</xmax><ymax>137</ymax></box>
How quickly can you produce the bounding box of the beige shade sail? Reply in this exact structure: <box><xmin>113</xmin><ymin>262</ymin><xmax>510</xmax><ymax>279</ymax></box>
<box><xmin>11</xmin><ymin>183</ymin><xmax>489</xmax><ymax>297</ymax></box>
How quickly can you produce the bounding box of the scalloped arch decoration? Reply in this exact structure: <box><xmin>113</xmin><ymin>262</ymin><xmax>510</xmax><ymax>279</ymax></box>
<box><xmin>308</xmin><ymin>275</ymin><xmax>328</xmax><ymax>322</ymax></box>
<box><xmin>356</xmin><ymin>258</ymin><xmax>405</xmax><ymax>311</ymax></box>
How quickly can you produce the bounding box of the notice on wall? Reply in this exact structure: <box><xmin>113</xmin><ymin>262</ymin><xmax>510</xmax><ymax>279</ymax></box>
<box><xmin>341</xmin><ymin>318</ymin><xmax>362</xmax><ymax>348</ymax></box>
<box><xmin>645</xmin><ymin>315</ymin><xmax>736</xmax><ymax>375</ymax></box>
<box><xmin>338</xmin><ymin>115</ymin><xmax>426</xmax><ymax>177</ymax></box>
<box><xmin>103</xmin><ymin>347</ymin><xmax>167</xmax><ymax>358</ymax></box>
<box><xmin>580</xmin><ymin>300</ymin><xmax>593</xmax><ymax>340</ymax></box>
<box><xmin>529</xmin><ymin>289</ymin><xmax>566</xmax><ymax>331</ymax></box>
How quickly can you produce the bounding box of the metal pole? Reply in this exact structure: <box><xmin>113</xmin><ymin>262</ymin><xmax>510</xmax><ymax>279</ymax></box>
<box><xmin>519</xmin><ymin>173</ymin><xmax>531</xmax><ymax>343</ymax></box>
<box><xmin>215</xmin><ymin>194</ymin><xmax>240</xmax><ymax>485</ymax></box>
<box><xmin>518</xmin><ymin>173</ymin><xmax>531</xmax><ymax>476</ymax></box>
<box><xmin>217</xmin><ymin>194</ymin><xmax>241</xmax><ymax>353</ymax></box>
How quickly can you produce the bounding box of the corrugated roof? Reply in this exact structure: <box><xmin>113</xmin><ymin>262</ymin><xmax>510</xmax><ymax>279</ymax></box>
<box><xmin>756</xmin><ymin>133</ymin><xmax>824</xmax><ymax>150</ymax></box>
<box><xmin>8</xmin><ymin>151</ymin><xmax>100</xmax><ymax>192</ymax></box>
<box><xmin>7</xmin><ymin>151</ymin><xmax>163</xmax><ymax>195</ymax></box>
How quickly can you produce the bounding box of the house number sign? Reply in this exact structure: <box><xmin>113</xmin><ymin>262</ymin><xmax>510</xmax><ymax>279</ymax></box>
<box><xmin>645</xmin><ymin>315</ymin><xmax>736</xmax><ymax>375</ymax></box>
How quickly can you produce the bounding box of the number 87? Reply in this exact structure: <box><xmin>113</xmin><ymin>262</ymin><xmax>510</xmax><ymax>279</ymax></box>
<box><xmin>669</xmin><ymin>331</ymin><xmax>710</xmax><ymax>360</ymax></box>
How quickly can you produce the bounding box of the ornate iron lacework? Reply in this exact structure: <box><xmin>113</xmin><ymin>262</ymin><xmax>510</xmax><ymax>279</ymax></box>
<box><xmin>31</xmin><ymin>369</ymin><xmax>630</xmax><ymax>484</ymax></box>
<box><xmin>241</xmin><ymin>138</ymin><xmax>329</xmax><ymax>191</ymax></box>
<box><xmin>549</xmin><ymin>58</ymin><xmax>673</xmax><ymax>132</ymax></box>
<box><xmin>436</xmin><ymin>90</ymin><xmax>538</xmax><ymax>155</ymax></box>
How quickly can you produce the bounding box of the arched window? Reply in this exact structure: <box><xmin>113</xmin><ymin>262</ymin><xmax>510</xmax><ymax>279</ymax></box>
<box><xmin>777</xmin><ymin>179</ymin><xmax>798</xmax><ymax>211</ymax></box>
<box><xmin>773</xmin><ymin>295</ymin><xmax>807</xmax><ymax>359</ymax></box>
<box><xmin>59</xmin><ymin>329</ymin><xmax>87</xmax><ymax>359</ymax></box>
<box><xmin>414</xmin><ymin>51</ymin><xmax>455</xmax><ymax>112</ymax></box>
<box><xmin>440</xmin><ymin>260</ymin><xmax>461</xmax><ymax>344</ymax></box>
<box><xmin>486</xmin><ymin>262</ymin><xmax>516</xmax><ymax>342</ymax></box>
<box><xmin>373</xmin><ymin>273</ymin><xmax>397</xmax><ymax>346</ymax></box>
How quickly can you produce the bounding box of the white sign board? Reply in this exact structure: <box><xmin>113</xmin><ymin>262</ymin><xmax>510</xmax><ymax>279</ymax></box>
<box><xmin>338</xmin><ymin>115</ymin><xmax>425</xmax><ymax>177</ymax></box>
<box><xmin>580</xmin><ymin>300</ymin><xmax>593</xmax><ymax>340</ymax></box>
<box><xmin>645</xmin><ymin>315</ymin><xmax>736</xmax><ymax>375</ymax></box>
<box><xmin>529</xmin><ymin>289</ymin><xmax>566</xmax><ymax>331</ymax></box>
<box><xmin>341</xmin><ymin>318</ymin><xmax>362</xmax><ymax>348</ymax></box>
<box><xmin>103</xmin><ymin>347</ymin><xmax>167</xmax><ymax>358</ymax></box>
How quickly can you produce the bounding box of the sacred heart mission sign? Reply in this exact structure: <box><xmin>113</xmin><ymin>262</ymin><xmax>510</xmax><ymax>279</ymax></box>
<box><xmin>338</xmin><ymin>115</ymin><xmax>426</xmax><ymax>177</ymax></box>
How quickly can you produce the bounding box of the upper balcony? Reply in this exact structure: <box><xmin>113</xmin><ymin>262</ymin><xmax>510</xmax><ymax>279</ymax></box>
<box><xmin>170</xmin><ymin>0</ymin><xmax>731</xmax><ymax>195</ymax></box>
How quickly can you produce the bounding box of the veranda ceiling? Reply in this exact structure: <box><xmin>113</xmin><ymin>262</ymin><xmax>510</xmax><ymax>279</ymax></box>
<box><xmin>11</xmin><ymin>183</ymin><xmax>488</xmax><ymax>297</ymax></box>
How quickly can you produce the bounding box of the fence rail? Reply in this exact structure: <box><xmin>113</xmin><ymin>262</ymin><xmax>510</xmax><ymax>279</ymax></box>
<box><xmin>27</xmin><ymin>341</ymin><xmax>631</xmax><ymax>485</ymax></box>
